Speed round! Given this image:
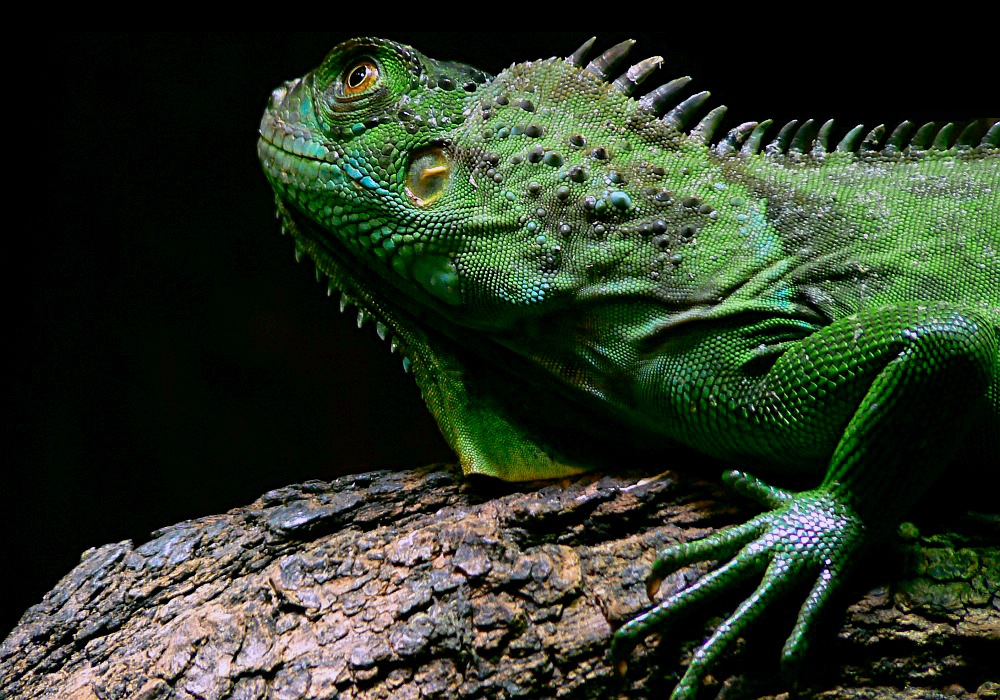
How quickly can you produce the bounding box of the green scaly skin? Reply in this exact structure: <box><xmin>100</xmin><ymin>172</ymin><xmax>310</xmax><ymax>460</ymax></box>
<box><xmin>257</xmin><ymin>37</ymin><xmax>999</xmax><ymax>698</ymax></box>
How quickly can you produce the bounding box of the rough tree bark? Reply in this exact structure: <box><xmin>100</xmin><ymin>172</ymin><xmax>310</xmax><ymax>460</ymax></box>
<box><xmin>3</xmin><ymin>463</ymin><xmax>998</xmax><ymax>700</ymax></box>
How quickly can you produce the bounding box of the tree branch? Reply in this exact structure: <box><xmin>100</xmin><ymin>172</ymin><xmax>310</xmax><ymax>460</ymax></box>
<box><xmin>3</xmin><ymin>464</ymin><xmax>998</xmax><ymax>699</ymax></box>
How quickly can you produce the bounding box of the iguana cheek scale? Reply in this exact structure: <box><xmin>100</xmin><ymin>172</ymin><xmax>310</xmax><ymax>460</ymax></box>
<box><xmin>258</xmin><ymin>36</ymin><xmax>998</xmax><ymax>698</ymax></box>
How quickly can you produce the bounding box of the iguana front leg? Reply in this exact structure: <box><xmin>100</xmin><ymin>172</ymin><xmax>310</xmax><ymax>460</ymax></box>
<box><xmin>612</xmin><ymin>302</ymin><xmax>997</xmax><ymax>698</ymax></box>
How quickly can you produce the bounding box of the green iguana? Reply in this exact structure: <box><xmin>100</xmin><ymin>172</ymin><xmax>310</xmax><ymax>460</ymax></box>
<box><xmin>257</xmin><ymin>36</ymin><xmax>999</xmax><ymax>698</ymax></box>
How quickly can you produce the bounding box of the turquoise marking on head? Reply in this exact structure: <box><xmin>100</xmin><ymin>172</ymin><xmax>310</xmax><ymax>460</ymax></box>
<box><xmin>609</xmin><ymin>191</ymin><xmax>632</xmax><ymax>209</ymax></box>
<box><xmin>343</xmin><ymin>162</ymin><xmax>363</xmax><ymax>180</ymax></box>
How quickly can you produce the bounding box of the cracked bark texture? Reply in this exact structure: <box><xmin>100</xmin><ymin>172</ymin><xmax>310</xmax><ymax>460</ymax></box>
<box><xmin>3</xmin><ymin>464</ymin><xmax>998</xmax><ymax>700</ymax></box>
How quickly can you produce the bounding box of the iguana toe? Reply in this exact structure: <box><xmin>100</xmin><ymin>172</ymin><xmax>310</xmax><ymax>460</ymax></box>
<box><xmin>612</xmin><ymin>473</ymin><xmax>865</xmax><ymax>698</ymax></box>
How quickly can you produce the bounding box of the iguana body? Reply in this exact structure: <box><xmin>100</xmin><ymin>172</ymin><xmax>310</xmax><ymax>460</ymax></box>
<box><xmin>258</xmin><ymin>37</ymin><xmax>999</xmax><ymax>698</ymax></box>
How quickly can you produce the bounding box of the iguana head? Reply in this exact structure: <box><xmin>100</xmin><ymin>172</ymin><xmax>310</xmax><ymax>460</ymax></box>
<box><xmin>258</xmin><ymin>37</ymin><xmax>714</xmax><ymax>337</ymax></box>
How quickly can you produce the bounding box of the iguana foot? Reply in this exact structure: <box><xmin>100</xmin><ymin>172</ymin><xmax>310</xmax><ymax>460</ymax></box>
<box><xmin>610</xmin><ymin>470</ymin><xmax>866</xmax><ymax>699</ymax></box>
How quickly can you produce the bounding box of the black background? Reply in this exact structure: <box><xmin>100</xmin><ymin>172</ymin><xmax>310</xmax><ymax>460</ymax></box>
<box><xmin>13</xmin><ymin>33</ymin><xmax>993</xmax><ymax>637</ymax></box>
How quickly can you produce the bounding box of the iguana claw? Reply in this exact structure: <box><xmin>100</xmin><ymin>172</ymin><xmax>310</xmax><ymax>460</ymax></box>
<box><xmin>611</xmin><ymin>470</ymin><xmax>865</xmax><ymax>699</ymax></box>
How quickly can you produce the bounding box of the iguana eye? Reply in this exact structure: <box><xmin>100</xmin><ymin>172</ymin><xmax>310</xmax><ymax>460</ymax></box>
<box><xmin>342</xmin><ymin>60</ymin><xmax>379</xmax><ymax>96</ymax></box>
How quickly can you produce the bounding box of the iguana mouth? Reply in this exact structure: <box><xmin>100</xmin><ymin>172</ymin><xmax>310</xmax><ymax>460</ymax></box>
<box><xmin>258</xmin><ymin>79</ymin><xmax>343</xmax><ymax>166</ymax></box>
<box><xmin>256</xmin><ymin>128</ymin><xmax>349</xmax><ymax>208</ymax></box>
